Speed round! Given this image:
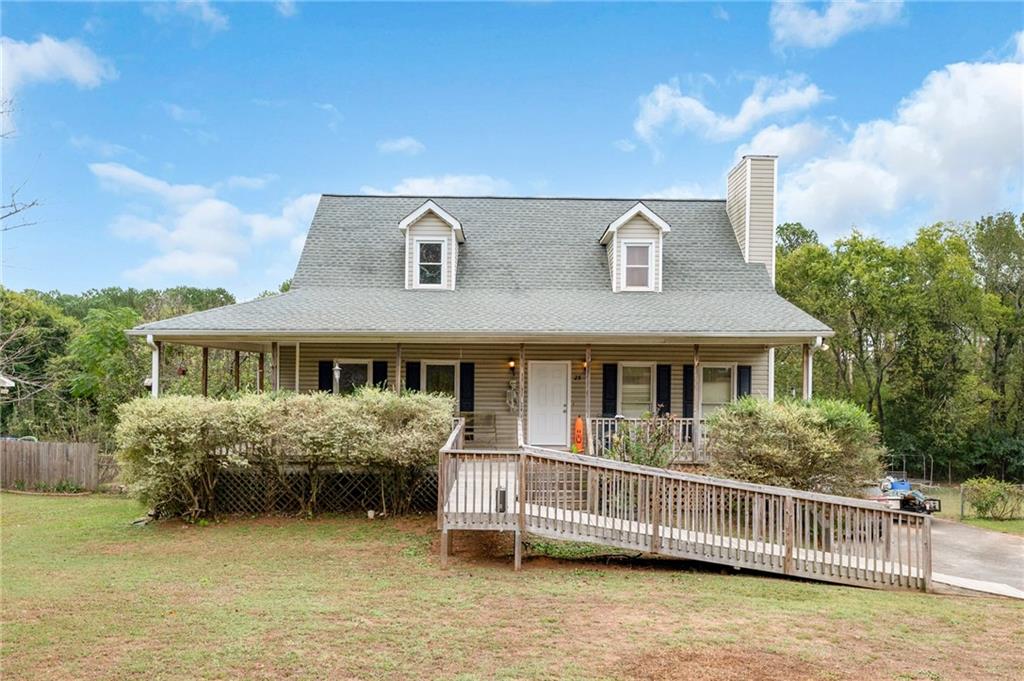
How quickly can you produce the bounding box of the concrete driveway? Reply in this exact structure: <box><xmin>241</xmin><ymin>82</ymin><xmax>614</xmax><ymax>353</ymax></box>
<box><xmin>930</xmin><ymin>519</ymin><xmax>1024</xmax><ymax>598</ymax></box>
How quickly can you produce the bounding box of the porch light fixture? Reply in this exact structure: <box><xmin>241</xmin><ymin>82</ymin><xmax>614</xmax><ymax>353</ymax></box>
<box><xmin>508</xmin><ymin>359</ymin><xmax>516</xmax><ymax>373</ymax></box>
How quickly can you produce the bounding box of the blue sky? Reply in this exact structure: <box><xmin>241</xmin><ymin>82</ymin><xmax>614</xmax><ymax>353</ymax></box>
<box><xmin>2</xmin><ymin>1</ymin><xmax>1022</xmax><ymax>299</ymax></box>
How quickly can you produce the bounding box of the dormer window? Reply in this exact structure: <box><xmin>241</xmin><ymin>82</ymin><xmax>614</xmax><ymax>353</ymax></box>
<box><xmin>622</xmin><ymin>241</ymin><xmax>653</xmax><ymax>290</ymax></box>
<box><xmin>415</xmin><ymin>239</ymin><xmax>446</xmax><ymax>288</ymax></box>
<box><xmin>400</xmin><ymin>200</ymin><xmax>464</xmax><ymax>291</ymax></box>
<box><xmin>600</xmin><ymin>202</ymin><xmax>671</xmax><ymax>293</ymax></box>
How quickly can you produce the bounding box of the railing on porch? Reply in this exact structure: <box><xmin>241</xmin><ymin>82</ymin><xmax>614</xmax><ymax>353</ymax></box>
<box><xmin>587</xmin><ymin>416</ymin><xmax>709</xmax><ymax>464</ymax></box>
<box><xmin>437</xmin><ymin>420</ymin><xmax>933</xmax><ymax>592</ymax></box>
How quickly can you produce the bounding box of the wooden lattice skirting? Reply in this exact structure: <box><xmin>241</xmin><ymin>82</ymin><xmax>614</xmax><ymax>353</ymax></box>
<box><xmin>214</xmin><ymin>466</ymin><xmax>438</xmax><ymax>515</ymax></box>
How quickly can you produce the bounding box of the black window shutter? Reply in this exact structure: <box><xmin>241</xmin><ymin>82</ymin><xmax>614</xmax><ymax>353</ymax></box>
<box><xmin>737</xmin><ymin>365</ymin><xmax>752</xmax><ymax>398</ymax></box>
<box><xmin>405</xmin><ymin>361</ymin><xmax>421</xmax><ymax>391</ymax></box>
<box><xmin>372</xmin><ymin>360</ymin><xmax>388</xmax><ymax>389</ymax></box>
<box><xmin>656</xmin><ymin>364</ymin><xmax>671</xmax><ymax>415</ymax></box>
<box><xmin>601</xmin><ymin>363</ymin><xmax>618</xmax><ymax>417</ymax></box>
<box><xmin>682</xmin><ymin>364</ymin><xmax>694</xmax><ymax>418</ymax></box>
<box><xmin>318</xmin><ymin>361</ymin><xmax>333</xmax><ymax>392</ymax></box>
<box><xmin>459</xmin><ymin>362</ymin><xmax>475</xmax><ymax>412</ymax></box>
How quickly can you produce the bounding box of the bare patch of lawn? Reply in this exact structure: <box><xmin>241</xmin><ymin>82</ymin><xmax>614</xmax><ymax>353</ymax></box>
<box><xmin>2</xmin><ymin>493</ymin><xmax>1022</xmax><ymax>680</ymax></box>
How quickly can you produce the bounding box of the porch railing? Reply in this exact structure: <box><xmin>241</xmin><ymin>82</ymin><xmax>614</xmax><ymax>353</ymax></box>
<box><xmin>587</xmin><ymin>417</ymin><xmax>709</xmax><ymax>464</ymax></box>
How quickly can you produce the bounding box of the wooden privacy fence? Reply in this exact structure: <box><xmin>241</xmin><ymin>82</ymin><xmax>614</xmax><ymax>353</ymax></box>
<box><xmin>1</xmin><ymin>441</ymin><xmax>100</xmax><ymax>490</ymax></box>
<box><xmin>439</xmin><ymin>421</ymin><xmax>932</xmax><ymax>591</ymax></box>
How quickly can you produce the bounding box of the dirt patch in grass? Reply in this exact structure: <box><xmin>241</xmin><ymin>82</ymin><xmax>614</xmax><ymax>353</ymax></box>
<box><xmin>623</xmin><ymin>646</ymin><xmax>829</xmax><ymax>681</ymax></box>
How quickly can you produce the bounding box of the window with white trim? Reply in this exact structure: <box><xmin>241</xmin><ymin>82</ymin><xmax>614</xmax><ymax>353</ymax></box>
<box><xmin>333</xmin><ymin>359</ymin><xmax>371</xmax><ymax>395</ymax></box>
<box><xmin>619</xmin><ymin>363</ymin><xmax>654</xmax><ymax>417</ymax></box>
<box><xmin>414</xmin><ymin>240</ymin><xmax>446</xmax><ymax>288</ymax></box>
<box><xmin>701</xmin><ymin>365</ymin><xmax>736</xmax><ymax>416</ymax></box>
<box><xmin>622</xmin><ymin>241</ymin><xmax>653</xmax><ymax>291</ymax></box>
<box><xmin>422</xmin><ymin>361</ymin><xmax>458</xmax><ymax>400</ymax></box>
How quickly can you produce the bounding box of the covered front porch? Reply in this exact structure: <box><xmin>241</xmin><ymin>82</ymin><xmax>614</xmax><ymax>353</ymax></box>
<box><xmin>141</xmin><ymin>335</ymin><xmax>824</xmax><ymax>462</ymax></box>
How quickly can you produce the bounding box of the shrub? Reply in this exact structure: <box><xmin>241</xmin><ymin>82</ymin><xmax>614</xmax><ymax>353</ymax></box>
<box><xmin>706</xmin><ymin>397</ymin><xmax>884</xmax><ymax>497</ymax></box>
<box><xmin>608</xmin><ymin>413</ymin><xmax>677</xmax><ymax>468</ymax></box>
<box><xmin>115</xmin><ymin>388</ymin><xmax>454</xmax><ymax>520</ymax></box>
<box><xmin>962</xmin><ymin>477</ymin><xmax>1024</xmax><ymax>520</ymax></box>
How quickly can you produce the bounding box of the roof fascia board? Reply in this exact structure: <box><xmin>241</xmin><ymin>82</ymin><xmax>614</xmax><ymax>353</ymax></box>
<box><xmin>600</xmin><ymin>201</ymin><xmax>672</xmax><ymax>245</ymax></box>
<box><xmin>398</xmin><ymin>199</ymin><xmax>465</xmax><ymax>243</ymax></box>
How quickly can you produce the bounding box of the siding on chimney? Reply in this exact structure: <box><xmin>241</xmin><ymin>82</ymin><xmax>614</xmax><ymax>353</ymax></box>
<box><xmin>726</xmin><ymin>161</ymin><xmax>748</xmax><ymax>260</ymax></box>
<box><xmin>725</xmin><ymin>155</ymin><xmax>777</xmax><ymax>284</ymax></box>
<box><xmin>747</xmin><ymin>156</ymin><xmax>776</xmax><ymax>283</ymax></box>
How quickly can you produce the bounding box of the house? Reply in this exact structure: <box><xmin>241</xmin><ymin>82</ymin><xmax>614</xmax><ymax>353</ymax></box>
<box><xmin>129</xmin><ymin>155</ymin><xmax>832</xmax><ymax>458</ymax></box>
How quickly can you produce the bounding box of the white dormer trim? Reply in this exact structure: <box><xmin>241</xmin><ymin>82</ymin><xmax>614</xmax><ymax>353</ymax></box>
<box><xmin>399</xmin><ymin>200</ymin><xmax>465</xmax><ymax>243</ymax></box>
<box><xmin>599</xmin><ymin>202</ymin><xmax>670</xmax><ymax>245</ymax></box>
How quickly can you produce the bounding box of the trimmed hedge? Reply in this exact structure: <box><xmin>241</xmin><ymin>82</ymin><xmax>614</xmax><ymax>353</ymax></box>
<box><xmin>706</xmin><ymin>397</ymin><xmax>884</xmax><ymax>497</ymax></box>
<box><xmin>115</xmin><ymin>388</ymin><xmax>453</xmax><ymax>520</ymax></box>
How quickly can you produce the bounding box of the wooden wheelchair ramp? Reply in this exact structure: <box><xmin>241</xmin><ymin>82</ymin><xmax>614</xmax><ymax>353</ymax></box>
<box><xmin>438</xmin><ymin>423</ymin><xmax>932</xmax><ymax>592</ymax></box>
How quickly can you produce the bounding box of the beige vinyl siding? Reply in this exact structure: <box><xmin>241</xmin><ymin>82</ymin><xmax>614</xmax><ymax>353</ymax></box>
<box><xmin>406</xmin><ymin>214</ymin><xmax>456</xmax><ymax>289</ymax></box>
<box><xmin>726</xmin><ymin>160</ymin><xmax>748</xmax><ymax>260</ymax></box>
<box><xmin>606</xmin><ymin>235</ymin><xmax>618</xmax><ymax>291</ymax></box>
<box><xmin>288</xmin><ymin>342</ymin><xmax>769</xmax><ymax>448</ymax></box>
<box><xmin>615</xmin><ymin>216</ymin><xmax>662</xmax><ymax>291</ymax></box>
<box><xmin>278</xmin><ymin>344</ymin><xmax>296</xmax><ymax>391</ymax></box>
<box><xmin>746</xmin><ymin>156</ymin><xmax>776</xmax><ymax>282</ymax></box>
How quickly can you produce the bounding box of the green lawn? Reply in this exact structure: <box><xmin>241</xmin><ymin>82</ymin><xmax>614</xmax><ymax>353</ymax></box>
<box><xmin>925</xmin><ymin>485</ymin><xmax>1024</xmax><ymax>536</ymax></box>
<box><xmin>2</xmin><ymin>493</ymin><xmax>1023</xmax><ymax>680</ymax></box>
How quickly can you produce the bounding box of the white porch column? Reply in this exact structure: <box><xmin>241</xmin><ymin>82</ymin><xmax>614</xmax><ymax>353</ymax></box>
<box><xmin>767</xmin><ymin>347</ymin><xmax>775</xmax><ymax>401</ymax></box>
<box><xmin>148</xmin><ymin>335</ymin><xmax>160</xmax><ymax>398</ymax></box>
<box><xmin>294</xmin><ymin>342</ymin><xmax>301</xmax><ymax>392</ymax></box>
<box><xmin>801</xmin><ymin>343</ymin><xmax>813</xmax><ymax>400</ymax></box>
<box><xmin>517</xmin><ymin>343</ymin><xmax>526</xmax><ymax>444</ymax></box>
<box><xmin>271</xmin><ymin>342</ymin><xmax>280</xmax><ymax>391</ymax></box>
<box><xmin>693</xmin><ymin>344</ymin><xmax>702</xmax><ymax>455</ymax></box>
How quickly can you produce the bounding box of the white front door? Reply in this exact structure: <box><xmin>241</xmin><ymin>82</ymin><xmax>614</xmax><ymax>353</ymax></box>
<box><xmin>528</xmin><ymin>361</ymin><xmax>570</xmax><ymax>446</ymax></box>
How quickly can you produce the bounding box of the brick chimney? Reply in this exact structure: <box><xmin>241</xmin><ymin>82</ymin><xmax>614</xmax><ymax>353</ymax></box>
<box><xmin>726</xmin><ymin>155</ymin><xmax>777</xmax><ymax>284</ymax></box>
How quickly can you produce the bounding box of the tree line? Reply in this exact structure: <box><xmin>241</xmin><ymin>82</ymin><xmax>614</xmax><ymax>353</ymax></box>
<box><xmin>774</xmin><ymin>212</ymin><xmax>1023</xmax><ymax>482</ymax></box>
<box><xmin>1</xmin><ymin>214</ymin><xmax>1021</xmax><ymax>481</ymax></box>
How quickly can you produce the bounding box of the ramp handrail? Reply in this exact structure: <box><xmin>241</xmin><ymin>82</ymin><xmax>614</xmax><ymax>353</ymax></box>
<box><xmin>438</xmin><ymin>422</ymin><xmax>932</xmax><ymax>591</ymax></box>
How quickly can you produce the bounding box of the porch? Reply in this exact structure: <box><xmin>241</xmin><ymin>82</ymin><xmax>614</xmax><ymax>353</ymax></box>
<box><xmin>141</xmin><ymin>337</ymin><xmax>822</xmax><ymax>461</ymax></box>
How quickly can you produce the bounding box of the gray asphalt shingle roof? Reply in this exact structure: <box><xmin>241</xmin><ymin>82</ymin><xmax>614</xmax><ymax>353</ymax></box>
<box><xmin>133</xmin><ymin>195</ymin><xmax>831</xmax><ymax>337</ymax></box>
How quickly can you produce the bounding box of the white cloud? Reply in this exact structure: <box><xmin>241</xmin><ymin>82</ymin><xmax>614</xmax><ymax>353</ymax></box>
<box><xmin>777</xmin><ymin>57</ymin><xmax>1024</xmax><ymax>239</ymax></box>
<box><xmin>712</xmin><ymin>6</ymin><xmax>730</xmax><ymax>21</ymax></box>
<box><xmin>90</xmin><ymin>163</ymin><xmax>319</xmax><ymax>282</ymax></box>
<box><xmin>770</xmin><ymin>1</ymin><xmax>903</xmax><ymax>49</ymax></box>
<box><xmin>275</xmin><ymin>1</ymin><xmax>298</xmax><ymax>17</ymax></box>
<box><xmin>0</xmin><ymin>34</ymin><xmax>116</xmax><ymax>105</ymax></box>
<box><xmin>634</xmin><ymin>75</ymin><xmax>825</xmax><ymax>143</ymax></box>
<box><xmin>89</xmin><ymin>162</ymin><xmax>214</xmax><ymax>204</ymax></box>
<box><xmin>146</xmin><ymin>1</ymin><xmax>230</xmax><ymax>32</ymax></box>
<box><xmin>126</xmin><ymin>251</ymin><xmax>238</xmax><ymax>281</ymax></box>
<box><xmin>69</xmin><ymin>135</ymin><xmax>141</xmax><ymax>159</ymax></box>
<box><xmin>361</xmin><ymin>175</ymin><xmax>512</xmax><ymax>196</ymax></box>
<box><xmin>735</xmin><ymin>122</ymin><xmax>832</xmax><ymax>163</ymax></box>
<box><xmin>641</xmin><ymin>183</ymin><xmax>714</xmax><ymax>200</ymax></box>
<box><xmin>222</xmin><ymin>174</ymin><xmax>277</xmax><ymax>190</ymax></box>
<box><xmin>377</xmin><ymin>136</ymin><xmax>426</xmax><ymax>155</ymax></box>
<box><xmin>314</xmin><ymin>102</ymin><xmax>342</xmax><ymax>133</ymax></box>
<box><xmin>248</xmin><ymin>193</ymin><xmax>320</xmax><ymax>241</ymax></box>
<box><xmin>163</xmin><ymin>102</ymin><xmax>202</xmax><ymax>123</ymax></box>
<box><xmin>613</xmin><ymin>139</ymin><xmax>637</xmax><ymax>152</ymax></box>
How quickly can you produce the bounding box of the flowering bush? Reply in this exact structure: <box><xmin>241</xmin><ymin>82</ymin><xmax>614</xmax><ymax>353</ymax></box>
<box><xmin>115</xmin><ymin>388</ymin><xmax>453</xmax><ymax>520</ymax></box>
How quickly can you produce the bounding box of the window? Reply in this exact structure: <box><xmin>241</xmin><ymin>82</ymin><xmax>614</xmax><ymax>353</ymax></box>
<box><xmin>701</xmin><ymin>365</ymin><xmax>735</xmax><ymax>416</ymax></box>
<box><xmin>415</xmin><ymin>240</ymin><xmax>445</xmax><ymax>288</ymax></box>
<box><xmin>422</xmin><ymin>362</ymin><xmax>458</xmax><ymax>399</ymax></box>
<box><xmin>622</xmin><ymin>241</ymin><xmax>653</xmax><ymax>290</ymax></box>
<box><xmin>619</xmin><ymin>364</ymin><xmax>654</xmax><ymax>417</ymax></box>
<box><xmin>333</xmin><ymin>360</ymin><xmax>371</xmax><ymax>395</ymax></box>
